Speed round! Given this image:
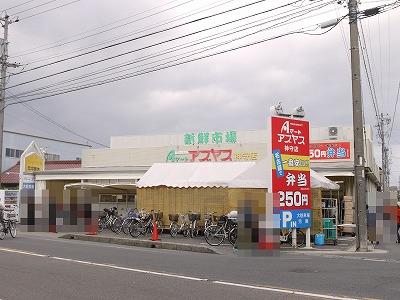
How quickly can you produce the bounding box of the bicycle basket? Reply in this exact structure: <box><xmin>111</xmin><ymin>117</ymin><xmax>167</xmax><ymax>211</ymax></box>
<box><xmin>169</xmin><ymin>214</ymin><xmax>179</xmax><ymax>222</ymax></box>
<box><xmin>189</xmin><ymin>213</ymin><xmax>201</xmax><ymax>222</ymax></box>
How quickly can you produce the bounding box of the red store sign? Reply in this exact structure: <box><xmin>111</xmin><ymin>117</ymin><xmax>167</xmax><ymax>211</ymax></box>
<box><xmin>271</xmin><ymin>117</ymin><xmax>311</xmax><ymax>212</ymax></box>
<box><xmin>310</xmin><ymin>142</ymin><xmax>351</xmax><ymax>160</ymax></box>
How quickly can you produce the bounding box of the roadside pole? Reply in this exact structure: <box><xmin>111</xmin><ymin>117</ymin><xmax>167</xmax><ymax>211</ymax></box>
<box><xmin>348</xmin><ymin>0</ymin><xmax>368</xmax><ymax>251</ymax></box>
<box><xmin>0</xmin><ymin>14</ymin><xmax>19</xmax><ymax>180</ymax></box>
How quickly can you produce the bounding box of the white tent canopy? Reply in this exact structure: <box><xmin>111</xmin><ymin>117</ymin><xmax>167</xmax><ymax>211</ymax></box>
<box><xmin>137</xmin><ymin>162</ymin><xmax>255</xmax><ymax>188</ymax></box>
<box><xmin>229</xmin><ymin>159</ymin><xmax>340</xmax><ymax>190</ymax></box>
<box><xmin>137</xmin><ymin>160</ymin><xmax>340</xmax><ymax>190</ymax></box>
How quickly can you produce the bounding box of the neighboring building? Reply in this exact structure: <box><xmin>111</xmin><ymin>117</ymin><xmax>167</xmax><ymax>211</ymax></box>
<box><xmin>2</xmin><ymin>130</ymin><xmax>92</xmax><ymax>171</ymax></box>
<box><xmin>0</xmin><ymin>160</ymin><xmax>82</xmax><ymax>189</ymax></box>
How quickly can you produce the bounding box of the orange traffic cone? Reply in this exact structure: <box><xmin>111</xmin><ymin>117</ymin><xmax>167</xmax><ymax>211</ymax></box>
<box><xmin>151</xmin><ymin>221</ymin><xmax>160</xmax><ymax>241</ymax></box>
<box><xmin>86</xmin><ymin>223</ymin><xmax>97</xmax><ymax>235</ymax></box>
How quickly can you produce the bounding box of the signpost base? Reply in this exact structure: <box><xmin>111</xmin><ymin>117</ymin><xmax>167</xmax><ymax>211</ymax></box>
<box><xmin>304</xmin><ymin>227</ymin><xmax>312</xmax><ymax>249</ymax></box>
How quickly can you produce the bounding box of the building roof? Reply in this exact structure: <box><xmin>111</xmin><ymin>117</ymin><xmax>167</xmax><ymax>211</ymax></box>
<box><xmin>1</xmin><ymin>160</ymin><xmax>82</xmax><ymax>184</ymax></box>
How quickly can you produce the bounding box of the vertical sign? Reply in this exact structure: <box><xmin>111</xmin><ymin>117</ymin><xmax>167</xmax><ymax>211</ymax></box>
<box><xmin>271</xmin><ymin>116</ymin><xmax>311</xmax><ymax>229</ymax></box>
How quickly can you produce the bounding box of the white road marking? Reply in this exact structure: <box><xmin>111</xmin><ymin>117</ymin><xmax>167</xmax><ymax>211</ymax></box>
<box><xmin>0</xmin><ymin>247</ymin><xmax>47</xmax><ymax>257</ymax></box>
<box><xmin>214</xmin><ymin>281</ymin><xmax>364</xmax><ymax>300</ymax></box>
<box><xmin>0</xmin><ymin>247</ymin><xmax>372</xmax><ymax>300</ymax></box>
<box><xmin>0</xmin><ymin>247</ymin><xmax>207</xmax><ymax>282</ymax></box>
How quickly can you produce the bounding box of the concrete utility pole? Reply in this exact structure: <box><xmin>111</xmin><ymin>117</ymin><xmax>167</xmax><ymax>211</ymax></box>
<box><xmin>378</xmin><ymin>113</ymin><xmax>391</xmax><ymax>191</ymax></box>
<box><xmin>0</xmin><ymin>14</ymin><xmax>19</xmax><ymax>181</ymax></box>
<box><xmin>348</xmin><ymin>0</ymin><xmax>368</xmax><ymax>252</ymax></box>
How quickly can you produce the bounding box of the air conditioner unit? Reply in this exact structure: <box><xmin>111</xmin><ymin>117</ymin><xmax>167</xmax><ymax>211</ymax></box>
<box><xmin>328</xmin><ymin>126</ymin><xmax>338</xmax><ymax>139</ymax></box>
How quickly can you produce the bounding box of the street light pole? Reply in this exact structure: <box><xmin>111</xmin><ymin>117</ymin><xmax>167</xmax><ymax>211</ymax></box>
<box><xmin>348</xmin><ymin>0</ymin><xmax>368</xmax><ymax>251</ymax></box>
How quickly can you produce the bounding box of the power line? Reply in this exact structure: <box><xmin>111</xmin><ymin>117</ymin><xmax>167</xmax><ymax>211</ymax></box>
<box><xmin>8</xmin><ymin>0</ymin><xmax>332</xmax><ymax>99</ymax></box>
<box><xmin>359</xmin><ymin>20</ymin><xmax>381</xmax><ymax>130</ymax></box>
<box><xmin>2</xmin><ymin>17</ymin><xmax>344</xmax><ymax>108</ymax></box>
<box><xmin>13</xmin><ymin>0</ymin><xmax>194</xmax><ymax>57</ymax></box>
<box><xmin>18</xmin><ymin>0</ymin><xmax>81</xmax><ymax>21</ymax></box>
<box><xmin>5</xmin><ymin>0</ymin><xmax>307</xmax><ymax>89</ymax></box>
<box><xmin>9</xmin><ymin>0</ymin><xmax>186</xmax><ymax>57</ymax></box>
<box><xmin>4</xmin><ymin>0</ymin><xmax>38</xmax><ymax>11</ymax></box>
<box><xmin>11</xmin><ymin>0</ymin><xmax>61</xmax><ymax>15</ymax></box>
<box><xmin>5</xmin><ymin>90</ymin><xmax>109</xmax><ymax>147</ymax></box>
<box><xmin>18</xmin><ymin>0</ymin><xmax>234</xmax><ymax>65</ymax></box>
<box><xmin>7</xmin><ymin>0</ymin><xmax>298</xmax><ymax>79</ymax></box>
<box><xmin>388</xmin><ymin>81</ymin><xmax>400</xmax><ymax>143</ymax></box>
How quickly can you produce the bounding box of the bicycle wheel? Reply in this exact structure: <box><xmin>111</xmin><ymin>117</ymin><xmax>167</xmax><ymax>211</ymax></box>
<box><xmin>170</xmin><ymin>221</ymin><xmax>179</xmax><ymax>238</ymax></box>
<box><xmin>9</xmin><ymin>222</ymin><xmax>17</xmax><ymax>238</ymax></box>
<box><xmin>228</xmin><ymin>227</ymin><xmax>237</xmax><ymax>246</ymax></box>
<box><xmin>112</xmin><ymin>217</ymin><xmax>123</xmax><ymax>234</ymax></box>
<box><xmin>98</xmin><ymin>217</ymin><xmax>106</xmax><ymax>232</ymax></box>
<box><xmin>156</xmin><ymin>220</ymin><xmax>163</xmax><ymax>235</ymax></box>
<box><xmin>204</xmin><ymin>225</ymin><xmax>225</xmax><ymax>246</ymax></box>
<box><xmin>182</xmin><ymin>225</ymin><xmax>190</xmax><ymax>237</ymax></box>
<box><xmin>190</xmin><ymin>222</ymin><xmax>199</xmax><ymax>238</ymax></box>
<box><xmin>129</xmin><ymin>220</ymin><xmax>142</xmax><ymax>238</ymax></box>
<box><xmin>0</xmin><ymin>223</ymin><xmax>5</xmax><ymax>240</ymax></box>
<box><xmin>122</xmin><ymin>219</ymin><xmax>133</xmax><ymax>235</ymax></box>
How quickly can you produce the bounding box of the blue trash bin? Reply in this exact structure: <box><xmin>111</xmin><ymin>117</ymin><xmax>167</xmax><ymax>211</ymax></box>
<box><xmin>314</xmin><ymin>233</ymin><xmax>325</xmax><ymax>246</ymax></box>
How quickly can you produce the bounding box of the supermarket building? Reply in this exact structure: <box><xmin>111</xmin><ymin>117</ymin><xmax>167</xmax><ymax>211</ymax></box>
<box><xmin>33</xmin><ymin>125</ymin><xmax>381</xmax><ymax>224</ymax></box>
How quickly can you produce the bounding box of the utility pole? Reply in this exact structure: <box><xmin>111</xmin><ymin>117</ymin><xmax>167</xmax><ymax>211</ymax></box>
<box><xmin>348</xmin><ymin>0</ymin><xmax>368</xmax><ymax>251</ymax></box>
<box><xmin>0</xmin><ymin>14</ymin><xmax>20</xmax><ymax>183</ymax></box>
<box><xmin>378</xmin><ymin>113</ymin><xmax>391</xmax><ymax>191</ymax></box>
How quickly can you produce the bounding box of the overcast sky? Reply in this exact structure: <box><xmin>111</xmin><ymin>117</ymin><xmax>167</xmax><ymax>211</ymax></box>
<box><xmin>1</xmin><ymin>0</ymin><xmax>399</xmax><ymax>184</ymax></box>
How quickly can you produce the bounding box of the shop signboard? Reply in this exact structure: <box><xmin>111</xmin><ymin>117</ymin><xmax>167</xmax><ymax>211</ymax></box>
<box><xmin>0</xmin><ymin>190</ymin><xmax>20</xmax><ymax>221</ymax></box>
<box><xmin>271</xmin><ymin>116</ymin><xmax>311</xmax><ymax>229</ymax></box>
<box><xmin>24</xmin><ymin>153</ymin><xmax>45</xmax><ymax>173</ymax></box>
<box><xmin>166</xmin><ymin>149</ymin><xmax>259</xmax><ymax>162</ymax></box>
<box><xmin>21</xmin><ymin>174</ymin><xmax>35</xmax><ymax>190</ymax></box>
<box><xmin>310</xmin><ymin>142</ymin><xmax>351</xmax><ymax>160</ymax></box>
<box><xmin>183</xmin><ymin>130</ymin><xmax>237</xmax><ymax>145</ymax></box>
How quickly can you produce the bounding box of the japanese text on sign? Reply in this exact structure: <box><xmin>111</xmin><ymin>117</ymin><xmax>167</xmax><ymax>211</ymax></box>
<box><xmin>309</xmin><ymin>142</ymin><xmax>351</xmax><ymax>160</ymax></box>
<box><xmin>184</xmin><ymin>131</ymin><xmax>237</xmax><ymax>145</ymax></box>
<box><xmin>166</xmin><ymin>149</ymin><xmax>259</xmax><ymax>162</ymax></box>
<box><xmin>271</xmin><ymin>116</ymin><xmax>311</xmax><ymax>229</ymax></box>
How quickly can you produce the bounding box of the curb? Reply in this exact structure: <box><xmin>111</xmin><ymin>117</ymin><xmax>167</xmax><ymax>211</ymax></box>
<box><xmin>58</xmin><ymin>234</ymin><xmax>219</xmax><ymax>255</ymax></box>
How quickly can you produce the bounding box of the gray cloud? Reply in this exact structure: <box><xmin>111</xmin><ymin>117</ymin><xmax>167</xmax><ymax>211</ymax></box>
<box><xmin>2</xmin><ymin>0</ymin><xmax>400</xmax><ymax>184</ymax></box>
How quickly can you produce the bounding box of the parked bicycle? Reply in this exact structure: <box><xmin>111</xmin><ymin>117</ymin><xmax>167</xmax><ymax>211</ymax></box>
<box><xmin>188</xmin><ymin>212</ymin><xmax>201</xmax><ymax>238</ymax></box>
<box><xmin>280</xmin><ymin>228</ymin><xmax>305</xmax><ymax>247</ymax></box>
<box><xmin>111</xmin><ymin>208</ymin><xmax>138</xmax><ymax>234</ymax></box>
<box><xmin>204</xmin><ymin>212</ymin><xmax>218</xmax><ymax>229</ymax></box>
<box><xmin>129</xmin><ymin>211</ymin><xmax>154</xmax><ymax>237</ymax></box>
<box><xmin>98</xmin><ymin>207</ymin><xmax>118</xmax><ymax>232</ymax></box>
<box><xmin>154</xmin><ymin>210</ymin><xmax>164</xmax><ymax>235</ymax></box>
<box><xmin>204</xmin><ymin>212</ymin><xmax>237</xmax><ymax>246</ymax></box>
<box><xmin>169</xmin><ymin>213</ymin><xmax>190</xmax><ymax>238</ymax></box>
<box><xmin>0</xmin><ymin>207</ymin><xmax>17</xmax><ymax>240</ymax></box>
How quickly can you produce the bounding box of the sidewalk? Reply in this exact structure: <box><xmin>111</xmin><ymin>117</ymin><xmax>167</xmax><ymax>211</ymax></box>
<box><xmin>56</xmin><ymin>230</ymin><xmax>371</xmax><ymax>255</ymax></box>
<box><xmin>59</xmin><ymin>230</ymin><xmax>225</xmax><ymax>254</ymax></box>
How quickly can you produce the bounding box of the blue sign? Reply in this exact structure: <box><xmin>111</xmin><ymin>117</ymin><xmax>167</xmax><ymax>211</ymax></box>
<box><xmin>280</xmin><ymin>209</ymin><xmax>311</xmax><ymax>229</ymax></box>
<box><xmin>272</xmin><ymin>149</ymin><xmax>284</xmax><ymax>178</ymax></box>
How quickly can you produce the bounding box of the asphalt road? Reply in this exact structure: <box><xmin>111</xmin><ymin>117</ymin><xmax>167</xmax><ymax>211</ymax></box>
<box><xmin>0</xmin><ymin>233</ymin><xmax>399</xmax><ymax>300</ymax></box>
